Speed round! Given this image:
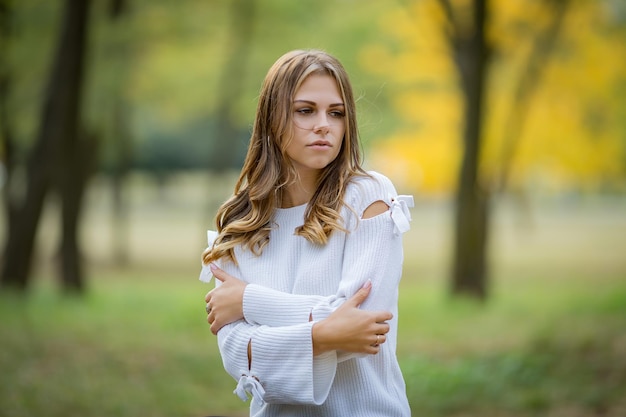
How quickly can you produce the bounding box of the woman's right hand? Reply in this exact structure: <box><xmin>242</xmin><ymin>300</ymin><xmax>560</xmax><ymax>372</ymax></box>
<box><xmin>311</xmin><ymin>281</ymin><xmax>392</xmax><ymax>355</ymax></box>
<box><xmin>205</xmin><ymin>263</ymin><xmax>248</xmax><ymax>335</ymax></box>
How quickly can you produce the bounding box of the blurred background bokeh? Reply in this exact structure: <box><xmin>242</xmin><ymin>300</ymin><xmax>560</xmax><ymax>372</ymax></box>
<box><xmin>1</xmin><ymin>0</ymin><xmax>625</xmax><ymax>416</ymax></box>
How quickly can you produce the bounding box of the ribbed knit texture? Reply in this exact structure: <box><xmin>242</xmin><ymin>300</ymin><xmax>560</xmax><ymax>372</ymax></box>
<box><xmin>206</xmin><ymin>171</ymin><xmax>412</xmax><ymax>417</ymax></box>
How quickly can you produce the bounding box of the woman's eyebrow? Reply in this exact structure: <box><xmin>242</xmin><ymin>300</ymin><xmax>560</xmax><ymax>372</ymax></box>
<box><xmin>293</xmin><ymin>99</ymin><xmax>345</xmax><ymax>107</ymax></box>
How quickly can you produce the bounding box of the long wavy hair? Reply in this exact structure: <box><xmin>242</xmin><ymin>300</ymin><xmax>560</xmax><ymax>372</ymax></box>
<box><xmin>203</xmin><ymin>49</ymin><xmax>367</xmax><ymax>265</ymax></box>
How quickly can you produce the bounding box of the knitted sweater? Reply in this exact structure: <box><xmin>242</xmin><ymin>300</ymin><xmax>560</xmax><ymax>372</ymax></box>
<box><xmin>200</xmin><ymin>171</ymin><xmax>413</xmax><ymax>417</ymax></box>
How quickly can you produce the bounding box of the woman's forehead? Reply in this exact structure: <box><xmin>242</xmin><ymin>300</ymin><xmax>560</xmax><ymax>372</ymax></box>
<box><xmin>293</xmin><ymin>74</ymin><xmax>343</xmax><ymax>103</ymax></box>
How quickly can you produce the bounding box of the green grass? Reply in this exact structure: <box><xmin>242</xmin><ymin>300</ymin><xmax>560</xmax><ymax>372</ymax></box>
<box><xmin>0</xmin><ymin>266</ymin><xmax>248</xmax><ymax>417</ymax></box>
<box><xmin>1</xmin><ymin>264</ymin><xmax>624</xmax><ymax>417</ymax></box>
<box><xmin>397</xmin><ymin>277</ymin><xmax>626</xmax><ymax>417</ymax></box>
<box><xmin>1</xmin><ymin>176</ymin><xmax>625</xmax><ymax>416</ymax></box>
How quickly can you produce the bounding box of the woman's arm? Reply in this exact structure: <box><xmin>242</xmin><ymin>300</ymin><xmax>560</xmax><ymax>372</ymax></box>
<box><xmin>205</xmin><ymin>264</ymin><xmax>326</xmax><ymax>335</ymax></box>
<box><xmin>311</xmin><ymin>280</ymin><xmax>392</xmax><ymax>355</ymax></box>
<box><xmin>215</xmin><ymin>284</ymin><xmax>390</xmax><ymax>406</ymax></box>
<box><xmin>312</xmin><ymin>194</ymin><xmax>411</xmax><ymax>317</ymax></box>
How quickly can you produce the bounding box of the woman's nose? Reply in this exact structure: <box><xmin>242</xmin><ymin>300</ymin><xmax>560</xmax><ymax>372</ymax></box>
<box><xmin>313</xmin><ymin>114</ymin><xmax>331</xmax><ymax>133</ymax></box>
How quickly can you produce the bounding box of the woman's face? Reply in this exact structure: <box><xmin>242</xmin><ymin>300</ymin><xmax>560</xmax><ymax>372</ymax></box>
<box><xmin>285</xmin><ymin>73</ymin><xmax>346</xmax><ymax>179</ymax></box>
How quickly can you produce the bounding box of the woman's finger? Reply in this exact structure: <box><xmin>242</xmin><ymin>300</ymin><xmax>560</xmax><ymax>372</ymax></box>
<box><xmin>209</xmin><ymin>263</ymin><xmax>229</xmax><ymax>282</ymax></box>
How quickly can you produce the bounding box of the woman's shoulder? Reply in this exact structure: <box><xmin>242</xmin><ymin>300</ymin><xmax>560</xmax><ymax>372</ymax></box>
<box><xmin>345</xmin><ymin>171</ymin><xmax>414</xmax><ymax>235</ymax></box>
<box><xmin>345</xmin><ymin>171</ymin><xmax>398</xmax><ymax>211</ymax></box>
<box><xmin>347</xmin><ymin>170</ymin><xmax>397</xmax><ymax>194</ymax></box>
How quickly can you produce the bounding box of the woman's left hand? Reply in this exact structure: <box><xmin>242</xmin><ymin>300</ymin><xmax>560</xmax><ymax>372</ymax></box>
<box><xmin>204</xmin><ymin>264</ymin><xmax>247</xmax><ymax>335</ymax></box>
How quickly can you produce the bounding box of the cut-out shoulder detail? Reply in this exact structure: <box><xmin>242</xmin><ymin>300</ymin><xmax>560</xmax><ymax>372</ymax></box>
<box><xmin>361</xmin><ymin>200</ymin><xmax>389</xmax><ymax>219</ymax></box>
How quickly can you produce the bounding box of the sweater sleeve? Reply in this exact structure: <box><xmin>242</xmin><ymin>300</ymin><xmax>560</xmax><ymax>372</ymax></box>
<box><xmin>311</xmin><ymin>172</ymin><xmax>412</xmax><ymax>316</ymax></box>
<box><xmin>243</xmin><ymin>171</ymin><xmax>413</xmax><ymax>324</ymax></box>
<box><xmin>243</xmin><ymin>285</ymin><xmax>327</xmax><ymax>325</ymax></box>
<box><xmin>217</xmin><ymin>318</ymin><xmax>338</xmax><ymax>405</ymax></box>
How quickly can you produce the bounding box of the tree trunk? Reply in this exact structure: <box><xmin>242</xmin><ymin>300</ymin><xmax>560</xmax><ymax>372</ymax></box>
<box><xmin>0</xmin><ymin>0</ymin><xmax>18</xmax><ymax>285</ymax></box>
<box><xmin>56</xmin><ymin>0</ymin><xmax>92</xmax><ymax>293</ymax></box>
<box><xmin>108</xmin><ymin>0</ymin><xmax>133</xmax><ymax>266</ymax></box>
<box><xmin>0</xmin><ymin>0</ymin><xmax>16</xmax><ymax>224</ymax></box>
<box><xmin>58</xmin><ymin>130</ymin><xmax>97</xmax><ymax>293</ymax></box>
<box><xmin>450</xmin><ymin>0</ymin><xmax>490</xmax><ymax>299</ymax></box>
<box><xmin>437</xmin><ymin>0</ymin><xmax>568</xmax><ymax>299</ymax></box>
<box><xmin>1</xmin><ymin>0</ymin><xmax>91</xmax><ymax>292</ymax></box>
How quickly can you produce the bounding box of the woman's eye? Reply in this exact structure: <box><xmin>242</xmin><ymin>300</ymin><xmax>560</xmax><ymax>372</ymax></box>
<box><xmin>329</xmin><ymin>110</ymin><xmax>345</xmax><ymax>118</ymax></box>
<box><xmin>296</xmin><ymin>108</ymin><xmax>313</xmax><ymax>115</ymax></box>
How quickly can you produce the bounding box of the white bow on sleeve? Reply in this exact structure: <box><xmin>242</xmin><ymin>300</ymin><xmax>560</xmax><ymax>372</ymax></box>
<box><xmin>234</xmin><ymin>371</ymin><xmax>266</xmax><ymax>404</ymax></box>
<box><xmin>199</xmin><ymin>230</ymin><xmax>219</xmax><ymax>283</ymax></box>
<box><xmin>390</xmin><ymin>195</ymin><xmax>414</xmax><ymax>236</ymax></box>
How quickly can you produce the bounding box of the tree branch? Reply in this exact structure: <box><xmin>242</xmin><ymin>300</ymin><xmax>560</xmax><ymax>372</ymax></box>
<box><xmin>436</xmin><ymin>0</ymin><xmax>460</xmax><ymax>48</ymax></box>
<box><xmin>495</xmin><ymin>0</ymin><xmax>571</xmax><ymax>193</ymax></box>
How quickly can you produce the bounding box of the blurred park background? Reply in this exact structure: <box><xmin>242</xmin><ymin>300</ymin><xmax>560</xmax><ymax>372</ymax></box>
<box><xmin>1</xmin><ymin>0</ymin><xmax>625</xmax><ymax>416</ymax></box>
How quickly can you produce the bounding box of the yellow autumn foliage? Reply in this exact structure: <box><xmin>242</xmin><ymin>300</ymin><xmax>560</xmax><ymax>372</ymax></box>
<box><xmin>362</xmin><ymin>0</ymin><xmax>626</xmax><ymax>196</ymax></box>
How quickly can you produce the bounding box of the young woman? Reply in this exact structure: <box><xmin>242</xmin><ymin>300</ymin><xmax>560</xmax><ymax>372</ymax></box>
<box><xmin>200</xmin><ymin>49</ymin><xmax>413</xmax><ymax>416</ymax></box>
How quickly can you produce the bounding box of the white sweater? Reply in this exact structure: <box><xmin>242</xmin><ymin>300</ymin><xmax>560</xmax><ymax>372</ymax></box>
<box><xmin>200</xmin><ymin>171</ymin><xmax>413</xmax><ymax>417</ymax></box>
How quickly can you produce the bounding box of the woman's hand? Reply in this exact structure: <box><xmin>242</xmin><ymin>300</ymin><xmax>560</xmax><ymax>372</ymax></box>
<box><xmin>204</xmin><ymin>263</ymin><xmax>248</xmax><ymax>335</ymax></box>
<box><xmin>312</xmin><ymin>281</ymin><xmax>392</xmax><ymax>355</ymax></box>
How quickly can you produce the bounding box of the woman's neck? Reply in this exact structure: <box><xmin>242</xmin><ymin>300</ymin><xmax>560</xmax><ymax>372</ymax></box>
<box><xmin>281</xmin><ymin>188</ymin><xmax>310</xmax><ymax>208</ymax></box>
<box><xmin>281</xmin><ymin>172</ymin><xmax>318</xmax><ymax>208</ymax></box>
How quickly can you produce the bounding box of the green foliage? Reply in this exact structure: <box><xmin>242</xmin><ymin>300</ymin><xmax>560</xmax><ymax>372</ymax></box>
<box><xmin>4</xmin><ymin>0</ymin><xmax>397</xmax><ymax>174</ymax></box>
<box><xmin>128</xmin><ymin>116</ymin><xmax>249</xmax><ymax>174</ymax></box>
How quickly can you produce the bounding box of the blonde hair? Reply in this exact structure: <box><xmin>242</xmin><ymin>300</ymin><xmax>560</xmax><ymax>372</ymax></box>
<box><xmin>203</xmin><ymin>49</ymin><xmax>367</xmax><ymax>265</ymax></box>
